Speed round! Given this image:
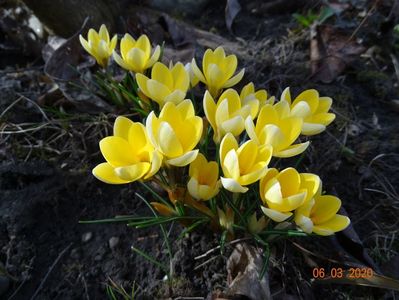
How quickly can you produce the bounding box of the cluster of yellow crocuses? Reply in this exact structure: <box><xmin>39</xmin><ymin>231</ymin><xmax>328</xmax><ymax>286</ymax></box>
<box><xmin>82</xmin><ymin>25</ymin><xmax>349</xmax><ymax>236</ymax></box>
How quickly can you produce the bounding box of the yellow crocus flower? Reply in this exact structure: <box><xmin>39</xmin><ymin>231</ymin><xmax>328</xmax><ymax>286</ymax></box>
<box><xmin>191</xmin><ymin>46</ymin><xmax>245</xmax><ymax>97</ymax></box>
<box><xmin>294</xmin><ymin>182</ymin><xmax>350</xmax><ymax>235</ymax></box>
<box><xmin>146</xmin><ymin>100</ymin><xmax>203</xmax><ymax>167</ymax></box>
<box><xmin>79</xmin><ymin>24</ymin><xmax>117</xmax><ymax>68</ymax></box>
<box><xmin>219</xmin><ymin>133</ymin><xmax>272</xmax><ymax>193</ymax></box>
<box><xmin>280</xmin><ymin>87</ymin><xmax>336</xmax><ymax>135</ymax></box>
<box><xmin>113</xmin><ymin>34</ymin><xmax>160</xmax><ymax>73</ymax></box>
<box><xmin>187</xmin><ymin>153</ymin><xmax>221</xmax><ymax>200</ymax></box>
<box><xmin>136</xmin><ymin>62</ymin><xmax>190</xmax><ymax>108</ymax></box>
<box><xmin>204</xmin><ymin>89</ymin><xmax>257</xmax><ymax>143</ymax></box>
<box><xmin>240</xmin><ymin>82</ymin><xmax>275</xmax><ymax>118</ymax></box>
<box><xmin>185</xmin><ymin>62</ymin><xmax>200</xmax><ymax>87</ymax></box>
<box><xmin>92</xmin><ymin>116</ymin><xmax>162</xmax><ymax>184</ymax></box>
<box><xmin>245</xmin><ymin>102</ymin><xmax>309</xmax><ymax>158</ymax></box>
<box><xmin>260</xmin><ymin>168</ymin><xmax>320</xmax><ymax>222</ymax></box>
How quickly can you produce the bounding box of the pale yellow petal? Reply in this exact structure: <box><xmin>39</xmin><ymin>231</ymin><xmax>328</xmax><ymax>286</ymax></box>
<box><xmin>261</xmin><ymin>206</ymin><xmax>292</xmax><ymax>222</ymax></box>
<box><xmin>221</xmin><ymin>177</ymin><xmax>248</xmax><ymax>193</ymax></box>
<box><xmin>93</xmin><ymin>162</ymin><xmax>130</xmax><ymax>184</ymax></box>
<box><xmin>99</xmin><ymin>136</ymin><xmax>136</xmax><ymax>167</ymax></box>
<box><xmin>166</xmin><ymin>149</ymin><xmax>199</xmax><ymax>167</ymax></box>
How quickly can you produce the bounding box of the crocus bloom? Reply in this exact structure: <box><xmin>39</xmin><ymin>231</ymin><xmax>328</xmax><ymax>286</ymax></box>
<box><xmin>219</xmin><ymin>133</ymin><xmax>272</xmax><ymax>193</ymax></box>
<box><xmin>245</xmin><ymin>102</ymin><xmax>309</xmax><ymax>158</ymax></box>
<box><xmin>280</xmin><ymin>87</ymin><xmax>336</xmax><ymax>135</ymax></box>
<box><xmin>191</xmin><ymin>46</ymin><xmax>245</xmax><ymax>97</ymax></box>
<box><xmin>93</xmin><ymin>116</ymin><xmax>162</xmax><ymax>184</ymax></box>
<box><xmin>79</xmin><ymin>24</ymin><xmax>117</xmax><ymax>67</ymax></box>
<box><xmin>146</xmin><ymin>100</ymin><xmax>203</xmax><ymax>167</ymax></box>
<box><xmin>136</xmin><ymin>62</ymin><xmax>190</xmax><ymax>107</ymax></box>
<box><xmin>294</xmin><ymin>182</ymin><xmax>350</xmax><ymax>235</ymax></box>
<box><xmin>113</xmin><ymin>34</ymin><xmax>160</xmax><ymax>73</ymax></box>
<box><xmin>260</xmin><ymin>168</ymin><xmax>320</xmax><ymax>222</ymax></box>
<box><xmin>187</xmin><ymin>153</ymin><xmax>221</xmax><ymax>200</ymax></box>
<box><xmin>185</xmin><ymin>62</ymin><xmax>200</xmax><ymax>87</ymax></box>
<box><xmin>240</xmin><ymin>82</ymin><xmax>275</xmax><ymax>118</ymax></box>
<box><xmin>204</xmin><ymin>89</ymin><xmax>256</xmax><ymax>143</ymax></box>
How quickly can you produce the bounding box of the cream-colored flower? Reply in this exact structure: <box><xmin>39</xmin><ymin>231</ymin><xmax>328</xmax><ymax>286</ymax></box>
<box><xmin>146</xmin><ymin>100</ymin><xmax>203</xmax><ymax>167</ymax></box>
<box><xmin>192</xmin><ymin>46</ymin><xmax>244</xmax><ymax>97</ymax></box>
<box><xmin>113</xmin><ymin>34</ymin><xmax>160</xmax><ymax>73</ymax></box>
<box><xmin>187</xmin><ymin>153</ymin><xmax>221</xmax><ymax>200</ymax></box>
<box><xmin>204</xmin><ymin>89</ymin><xmax>256</xmax><ymax>143</ymax></box>
<box><xmin>240</xmin><ymin>82</ymin><xmax>275</xmax><ymax>118</ymax></box>
<box><xmin>79</xmin><ymin>24</ymin><xmax>117</xmax><ymax>67</ymax></box>
<box><xmin>260</xmin><ymin>168</ymin><xmax>320</xmax><ymax>222</ymax></box>
<box><xmin>294</xmin><ymin>182</ymin><xmax>350</xmax><ymax>235</ymax></box>
<box><xmin>245</xmin><ymin>102</ymin><xmax>309</xmax><ymax>158</ymax></box>
<box><xmin>219</xmin><ymin>133</ymin><xmax>272</xmax><ymax>193</ymax></box>
<box><xmin>93</xmin><ymin>116</ymin><xmax>162</xmax><ymax>184</ymax></box>
<box><xmin>280</xmin><ymin>88</ymin><xmax>336</xmax><ymax>135</ymax></box>
<box><xmin>137</xmin><ymin>62</ymin><xmax>190</xmax><ymax>107</ymax></box>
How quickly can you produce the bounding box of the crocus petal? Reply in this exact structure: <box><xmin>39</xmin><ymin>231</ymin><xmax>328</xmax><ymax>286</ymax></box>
<box><xmin>99</xmin><ymin>136</ymin><xmax>137</xmax><ymax>167</ymax></box>
<box><xmin>157</xmin><ymin>122</ymin><xmax>183</xmax><ymax>157</ymax></box>
<box><xmin>166</xmin><ymin>149</ymin><xmax>199</xmax><ymax>167</ymax></box>
<box><xmin>312</xmin><ymin>215</ymin><xmax>350</xmax><ymax>236</ymax></box>
<box><xmin>191</xmin><ymin>58</ymin><xmax>206</xmax><ymax>83</ymax></box>
<box><xmin>187</xmin><ymin>177</ymin><xmax>201</xmax><ymax>199</ymax></box>
<box><xmin>92</xmin><ymin>163</ymin><xmax>130</xmax><ymax>184</ymax></box>
<box><xmin>291</xmin><ymin>101</ymin><xmax>311</xmax><ymax>118</ymax></box>
<box><xmin>145</xmin><ymin>150</ymin><xmax>163</xmax><ymax>179</ymax></box>
<box><xmin>273</xmin><ymin>142</ymin><xmax>310</xmax><ymax>158</ymax></box>
<box><xmin>145</xmin><ymin>45</ymin><xmax>161</xmax><ymax>69</ymax></box>
<box><xmin>301</xmin><ymin>123</ymin><xmax>326</xmax><ymax>135</ymax></box>
<box><xmin>280</xmin><ymin>87</ymin><xmax>292</xmax><ymax>104</ymax></box>
<box><xmin>113</xmin><ymin>52</ymin><xmax>132</xmax><ymax>71</ymax></box>
<box><xmin>221</xmin><ymin>177</ymin><xmax>248</xmax><ymax>193</ymax></box>
<box><xmin>261</xmin><ymin>207</ymin><xmax>292</xmax><ymax>222</ymax></box>
<box><xmin>295</xmin><ymin>215</ymin><xmax>313</xmax><ymax>233</ymax></box>
<box><xmin>115</xmin><ymin>162</ymin><xmax>151</xmax><ymax>181</ymax></box>
<box><xmin>79</xmin><ymin>35</ymin><xmax>92</xmax><ymax>55</ymax></box>
<box><xmin>136</xmin><ymin>73</ymin><xmax>151</xmax><ymax>98</ymax></box>
<box><xmin>203</xmin><ymin>91</ymin><xmax>217</xmax><ymax>130</ymax></box>
<box><xmin>219</xmin><ymin>133</ymin><xmax>238</xmax><ymax>162</ymax></box>
<box><xmin>311</xmin><ymin>195</ymin><xmax>341</xmax><ymax>224</ymax></box>
<box><xmin>114</xmin><ymin>116</ymin><xmax>134</xmax><ymax>140</ymax></box>
<box><xmin>223</xmin><ymin>68</ymin><xmax>245</xmax><ymax>88</ymax></box>
<box><xmin>146</xmin><ymin>80</ymin><xmax>171</xmax><ymax>106</ymax></box>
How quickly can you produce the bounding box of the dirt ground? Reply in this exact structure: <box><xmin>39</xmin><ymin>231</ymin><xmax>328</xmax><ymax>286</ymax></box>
<box><xmin>1</xmin><ymin>0</ymin><xmax>399</xmax><ymax>299</ymax></box>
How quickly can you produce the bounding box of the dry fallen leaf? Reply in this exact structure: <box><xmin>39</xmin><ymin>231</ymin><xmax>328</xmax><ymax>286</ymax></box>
<box><xmin>310</xmin><ymin>24</ymin><xmax>366</xmax><ymax>83</ymax></box>
<box><xmin>227</xmin><ymin>243</ymin><xmax>271</xmax><ymax>300</ymax></box>
<box><xmin>225</xmin><ymin>0</ymin><xmax>241</xmax><ymax>34</ymax></box>
<box><xmin>44</xmin><ymin>19</ymin><xmax>112</xmax><ymax>113</ymax></box>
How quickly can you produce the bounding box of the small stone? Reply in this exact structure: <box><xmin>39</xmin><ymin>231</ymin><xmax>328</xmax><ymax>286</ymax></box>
<box><xmin>108</xmin><ymin>237</ymin><xmax>119</xmax><ymax>249</ymax></box>
<box><xmin>70</xmin><ymin>247</ymin><xmax>81</xmax><ymax>259</ymax></box>
<box><xmin>348</xmin><ymin>124</ymin><xmax>360</xmax><ymax>136</ymax></box>
<box><xmin>81</xmin><ymin>232</ymin><xmax>92</xmax><ymax>243</ymax></box>
<box><xmin>0</xmin><ymin>275</ymin><xmax>10</xmax><ymax>296</ymax></box>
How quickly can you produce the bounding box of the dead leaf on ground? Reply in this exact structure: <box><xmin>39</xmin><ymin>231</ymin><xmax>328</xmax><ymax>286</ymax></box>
<box><xmin>225</xmin><ymin>0</ymin><xmax>241</xmax><ymax>34</ymax></box>
<box><xmin>44</xmin><ymin>18</ymin><xmax>112</xmax><ymax>113</ymax></box>
<box><xmin>310</xmin><ymin>24</ymin><xmax>366</xmax><ymax>83</ymax></box>
<box><xmin>226</xmin><ymin>243</ymin><xmax>271</xmax><ymax>300</ymax></box>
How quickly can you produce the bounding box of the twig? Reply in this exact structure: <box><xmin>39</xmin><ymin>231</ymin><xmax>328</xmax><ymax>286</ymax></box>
<box><xmin>30</xmin><ymin>243</ymin><xmax>72</xmax><ymax>300</ymax></box>
<box><xmin>194</xmin><ymin>255</ymin><xmax>219</xmax><ymax>270</ymax></box>
<box><xmin>194</xmin><ymin>237</ymin><xmax>251</xmax><ymax>260</ymax></box>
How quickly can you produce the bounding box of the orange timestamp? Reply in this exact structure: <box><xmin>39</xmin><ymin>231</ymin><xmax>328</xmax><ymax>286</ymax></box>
<box><xmin>312</xmin><ymin>267</ymin><xmax>373</xmax><ymax>279</ymax></box>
